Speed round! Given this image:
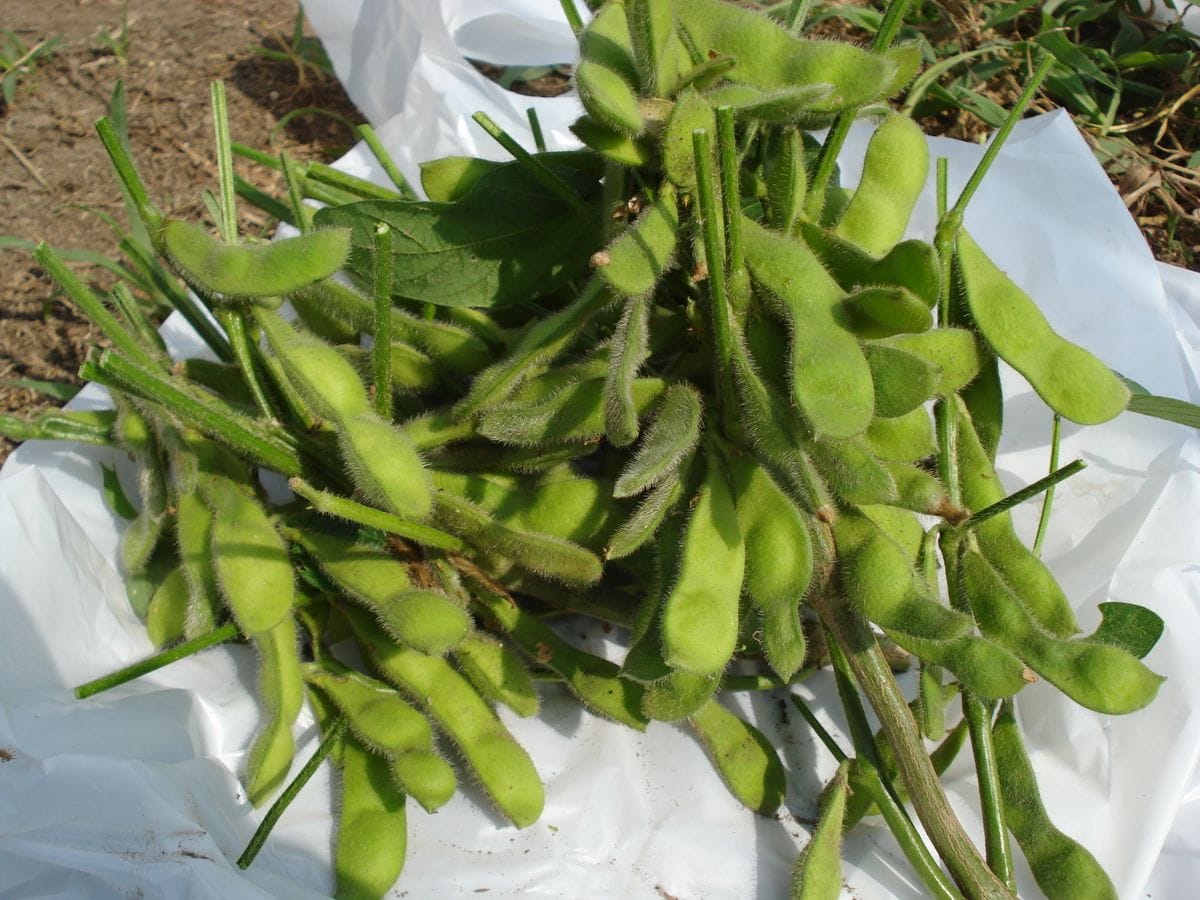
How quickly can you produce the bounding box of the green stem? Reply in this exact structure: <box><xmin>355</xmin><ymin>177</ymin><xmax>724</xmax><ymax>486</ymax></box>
<box><xmin>373</xmin><ymin>223</ymin><xmax>394</xmax><ymax>419</ymax></box>
<box><xmin>472</xmin><ymin>112</ymin><xmax>594</xmax><ymax>219</ymax></box>
<box><xmin>557</xmin><ymin>0</ymin><xmax>584</xmax><ymax>36</ymax></box>
<box><xmin>217</xmin><ymin>309</ymin><xmax>278</xmax><ymax>421</ymax></box>
<box><xmin>95</xmin><ymin>116</ymin><xmax>163</xmax><ymax>238</ymax></box>
<box><xmin>813</xmin><ymin>589</ymin><xmax>1015</xmax><ymax>899</ymax></box>
<box><xmin>234</xmin><ymin>175</ymin><xmax>296</xmax><ymax>227</ymax></box>
<box><xmin>109</xmin><ymin>282</ymin><xmax>168</xmax><ymax>357</ymax></box>
<box><xmin>237</xmin><ymin>718</ymin><xmax>347</xmax><ymax>869</ymax></box>
<box><xmin>692</xmin><ymin>128</ymin><xmax>735</xmax><ymax>427</ymax></box>
<box><xmin>783</xmin><ymin>0</ymin><xmax>815</xmax><ymax>32</ymax></box>
<box><xmin>526</xmin><ymin>107</ymin><xmax>547</xmax><ymax>153</ymax></box>
<box><xmin>75</xmin><ymin>623</ymin><xmax>240</xmax><ymax>699</ymax></box>
<box><xmin>288</xmin><ymin>477</ymin><xmax>466</xmax><ymax>552</ymax></box>
<box><xmin>280</xmin><ymin>152</ymin><xmax>312</xmax><ymax>232</ymax></box>
<box><xmin>306</xmin><ymin>161</ymin><xmax>401</xmax><ymax>200</ymax></box>
<box><xmin>804</xmin><ymin>0</ymin><xmax>913</xmax><ymax>217</ymax></box>
<box><xmin>715</xmin><ymin>106</ymin><xmax>743</xmax><ymax>278</ymax></box>
<box><xmin>85</xmin><ymin>350</ymin><xmax>301</xmax><ymax>474</ymax></box>
<box><xmin>209</xmin><ymin>81</ymin><xmax>239</xmax><ymax>242</ymax></box>
<box><xmin>1032</xmin><ymin>414</ymin><xmax>1062</xmax><ymax>557</ymax></box>
<box><xmin>35</xmin><ymin>243</ymin><xmax>162</xmax><ymax>370</ymax></box>
<box><xmin>937</xmin><ymin>56</ymin><xmax>1055</xmax><ymax>246</ymax></box>
<box><xmin>789</xmin><ymin>694</ymin><xmax>849</xmax><ymax>761</ymax></box>
<box><xmin>962</xmin><ymin>460</ymin><xmax>1085</xmax><ymax>530</ymax></box>
<box><xmin>357</xmin><ymin>123</ymin><xmax>417</xmax><ymax>197</ymax></box>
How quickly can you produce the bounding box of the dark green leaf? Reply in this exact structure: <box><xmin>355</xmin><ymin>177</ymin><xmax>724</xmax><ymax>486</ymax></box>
<box><xmin>1126</xmin><ymin>392</ymin><xmax>1200</xmax><ymax>428</ymax></box>
<box><xmin>1</xmin><ymin>377</ymin><xmax>81</xmax><ymax>402</ymax></box>
<box><xmin>314</xmin><ymin>161</ymin><xmax>600</xmax><ymax>308</ymax></box>
<box><xmin>1086</xmin><ymin>601</ymin><xmax>1164</xmax><ymax>659</ymax></box>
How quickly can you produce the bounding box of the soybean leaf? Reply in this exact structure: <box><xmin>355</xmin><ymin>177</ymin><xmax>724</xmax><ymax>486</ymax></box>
<box><xmin>315</xmin><ymin>161</ymin><xmax>600</xmax><ymax>309</ymax></box>
<box><xmin>1086</xmin><ymin>601</ymin><xmax>1164</xmax><ymax>660</ymax></box>
<box><xmin>1</xmin><ymin>377</ymin><xmax>80</xmax><ymax>402</ymax></box>
<box><xmin>1125</xmin><ymin>392</ymin><xmax>1200</xmax><ymax>429</ymax></box>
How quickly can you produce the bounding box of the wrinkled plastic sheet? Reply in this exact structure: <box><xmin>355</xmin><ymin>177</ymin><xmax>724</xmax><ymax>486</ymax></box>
<box><xmin>3</xmin><ymin>1</ymin><xmax>1200</xmax><ymax>897</ymax></box>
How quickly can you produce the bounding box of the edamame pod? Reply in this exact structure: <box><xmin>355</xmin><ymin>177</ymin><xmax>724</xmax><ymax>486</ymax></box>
<box><xmin>864</xmin><ymin>406</ymin><xmax>937</xmax><ymax>463</ymax></box>
<box><xmin>454</xmin><ymin>633</ymin><xmax>539</xmax><ymax>717</ymax></box>
<box><xmin>579</xmin><ymin>1</ymin><xmax>639</xmax><ymax>87</ymax></box>
<box><xmin>662</xmin><ymin>88</ymin><xmax>716</xmax><ymax>188</ymax></box>
<box><xmin>957</xmin><ymin>231</ymin><xmax>1130</xmax><ymax>424</ymax></box>
<box><xmin>614</xmin><ymin>383</ymin><xmax>702</xmax><ymax>497</ymax></box>
<box><xmin>626</xmin><ymin>0</ymin><xmax>674</xmax><ymax>96</ymax></box>
<box><xmin>570</xmin><ymin>115</ymin><xmax>654</xmax><ymax>167</ymax></box>
<box><xmin>146</xmin><ymin>565</ymin><xmax>189</xmax><ymax>648</ymax></box>
<box><xmin>641</xmin><ymin>670</ymin><xmax>720</xmax><ymax>722</ymax></box>
<box><xmin>835</xmin><ymin>113</ymin><xmax>928</xmax><ymax>257</ymax></box>
<box><xmin>605</xmin><ymin>468</ymin><xmax>686</xmax><ymax>560</ymax></box>
<box><xmin>596</xmin><ymin>183</ymin><xmax>680</xmax><ymax>298</ymax></box>
<box><xmin>790</xmin><ymin>761</ymin><xmax>850</xmax><ymax>900</ymax></box>
<box><xmin>305</xmin><ymin>663</ymin><xmax>435</xmax><ymax>754</ymax></box>
<box><xmin>728</xmin><ymin>453</ymin><xmax>811</xmax><ymax>680</ymax></box>
<box><xmin>661</xmin><ymin>453</ymin><xmax>745</xmax><ymax>674</ymax></box>
<box><xmin>335</xmin><ymin>736</ymin><xmax>408</xmax><ymax>900</ymax></box>
<box><xmin>605</xmin><ymin>296</ymin><xmax>652</xmax><ymax>446</ymax></box>
<box><xmin>991</xmin><ymin>702</ymin><xmax>1119</xmax><ymax>900</ymax></box>
<box><xmin>338</xmin><ymin>412</ymin><xmax>433</xmax><ymax>521</ymax></box>
<box><xmin>839</xmin><ymin>286</ymin><xmax>932</xmax><ymax>339</ymax></box>
<box><xmin>478</xmin><ymin>376</ymin><xmax>665</xmax><ymax>446</ymax></box>
<box><xmin>576</xmin><ymin>60</ymin><xmax>645</xmax><ymax>136</ymax></box>
<box><xmin>863</xmin><ymin>342</ymin><xmax>939</xmax><ymax>418</ymax></box>
<box><xmin>163</xmin><ymin>219</ymin><xmax>350</xmax><ymax>300</ymax></box>
<box><xmin>688</xmin><ymin>698</ymin><xmax>786</xmax><ymax>816</ymax></box>
<box><xmin>347</xmin><ymin>608</ymin><xmax>545</xmax><ymax>827</ymax></box>
<box><xmin>205</xmin><ymin>474</ymin><xmax>293</xmax><ymax>635</ymax></box>
<box><xmin>800</xmin><ymin>223</ymin><xmax>941</xmax><ymax>309</ymax></box>
<box><xmin>809</xmin><ymin>436</ymin><xmax>898</xmax><ymax>507</ymax></box>
<box><xmin>960</xmin><ymin>544</ymin><xmax>1163</xmax><ymax>714</ymax></box>
<box><xmin>763</xmin><ymin>127</ymin><xmax>806</xmax><ymax>234</ymax></box>
<box><xmin>884</xmin><ymin>327</ymin><xmax>981</xmax><ymax>397</ymax></box>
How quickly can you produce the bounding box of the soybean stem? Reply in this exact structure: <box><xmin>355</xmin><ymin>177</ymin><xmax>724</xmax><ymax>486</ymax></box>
<box><xmin>939</xmin><ymin>55</ymin><xmax>1055</xmax><ymax>243</ymax></box>
<box><xmin>209</xmin><ymin>81</ymin><xmax>239</xmax><ymax>243</ymax></box>
<box><xmin>1032</xmin><ymin>414</ymin><xmax>1062</xmax><ymax>557</ymax></box>
<box><xmin>217</xmin><ymin>309</ymin><xmax>278</xmax><ymax>422</ymax></box>
<box><xmin>805</xmin><ymin>0</ymin><xmax>913</xmax><ymax>218</ymax></box>
<box><xmin>75</xmin><ymin>623</ymin><xmax>240</xmax><ymax>699</ymax></box>
<box><xmin>280</xmin><ymin>152</ymin><xmax>312</xmax><ymax>232</ymax></box>
<box><xmin>813</xmin><ymin>589</ymin><xmax>1015</xmax><ymax>899</ymax></box>
<box><xmin>237</xmin><ymin>718</ymin><xmax>347</xmax><ymax>869</ymax></box>
<box><xmin>526</xmin><ymin>107</ymin><xmax>547</xmax><ymax>153</ymax></box>
<box><xmin>783</xmin><ymin>0</ymin><xmax>815</xmax><ymax>32</ymax></box>
<box><xmin>962</xmin><ymin>459</ymin><xmax>1085</xmax><ymax>530</ymax></box>
<box><xmin>715</xmin><ymin>107</ymin><xmax>743</xmax><ymax>279</ymax></box>
<box><xmin>357</xmin><ymin>123</ymin><xmax>417</xmax><ymax>197</ymax></box>
<box><xmin>372</xmin><ymin>223</ymin><xmax>394</xmax><ymax>420</ymax></box>
<box><xmin>472</xmin><ymin>112</ymin><xmax>594</xmax><ymax>219</ymax></box>
<box><xmin>556</xmin><ymin>0</ymin><xmax>584</xmax><ymax>36</ymax></box>
<box><xmin>288</xmin><ymin>477</ymin><xmax>467</xmax><ymax>552</ymax></box>
<box><xmin>95</xmin><ymin>116</ymin><xmax>163</xmax><ymax>238</ymax></box>
<box><xmin>789</xmin><ymin>694</ymin><xmax>849</xmax><ymax>761</ymax></box>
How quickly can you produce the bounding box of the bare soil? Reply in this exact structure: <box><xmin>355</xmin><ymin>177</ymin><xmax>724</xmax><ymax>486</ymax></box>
<box><xmin>0</xmin><ymin>0</ymin><xmax>364</xmax><ymax>463</ymax></box>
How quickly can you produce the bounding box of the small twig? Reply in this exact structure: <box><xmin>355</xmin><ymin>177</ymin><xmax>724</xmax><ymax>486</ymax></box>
<box><xmin>1</xmin><ymin>135</ymin><xmax>50</xmax><ymax>191</ymax></box>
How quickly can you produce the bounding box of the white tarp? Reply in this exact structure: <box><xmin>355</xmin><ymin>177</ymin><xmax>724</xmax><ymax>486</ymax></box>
<box><xmin>2</xmin><ymin>1</ymin><xmax>1199</xmax><ymax>896</ymax></box>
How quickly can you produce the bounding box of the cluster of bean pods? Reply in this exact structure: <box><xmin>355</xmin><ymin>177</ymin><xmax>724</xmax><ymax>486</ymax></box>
<box><xmin>9</xmin><ymin>2</ymin><xmax>1171</xmax><ymax>898</ymax></box>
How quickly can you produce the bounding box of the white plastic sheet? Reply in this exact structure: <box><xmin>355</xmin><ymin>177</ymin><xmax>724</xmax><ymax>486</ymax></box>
<box><xmin>3</xmin><ymin>1</ymin><xmax>1200</xmax><ymax>896</ymax></box>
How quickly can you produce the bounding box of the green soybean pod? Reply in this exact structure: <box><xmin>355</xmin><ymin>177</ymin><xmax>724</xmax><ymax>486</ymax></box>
<box><xmin>306</xmin><ymin>664</ymin><xmax>435</xmax><ymax>753</ymax></box>
<box><xmin>580</xmin><ymin>0</ymin><xmax>639</xmax><ymax>86</ymax></box>
<box><xmin>479</xmin><ymin>376</ymin><xmax>665</xmax><ymax>447</ymax></box>
<box><xmin>419</xmin><ymin>156</ymin><xmax>503</xmax><ymax>203</ymax></box>
<box><xmin>764</xmin><ymin>127</ymin><xmax>806</xmax><ymax>234</ymax></box>
<box><xmin>884</xmin><ymin>327</ymin><xmax>981</xmax><ymax>397</ymax></box>
<box><xmin>808</xmin><ymin>436</ymin><xmax>898</xmax><ymax>507</ymax></box>
<box><xmin>960</xmin><ymin>545</ymin><xmax>1163</xmax><ymax>714</ymax></box>
<box><xmin>576</xmin><ymin>59</ymin><xmax>645</xmax><ymax>136</ymax></box>
<box><xmin>661</xmin><ymin>453</ymin><xmax>746</xmax><ymax>675</ymax></box>
<box><xmin>390</xmin><ymin>749</ymin><xmax>457</xmax><ymax>813</ymax></box>
<box><xmin>641</xmin><ymin>670</ymin><xmax>719</xmax><ymax>723</ymax></box>
<box><xmin>454</xmin><ymin>633</ymin><xmax>539</xmax><ymax>718</ymax></box>
<box><xmin>606</xmin><ymin>468</ymin><xmax>687</xmax><ymax>560</ymax></box>
<box><xmin>790</xmin><ymin>761</ymin><xmax>850</xmax><ymax>900</ymax></box>
<box><xmin>703</xmin><ymin>83</ymin><xmax>838</xmax><ymax>125</ymax></box>
<box><xmin>245</xmin><ymin>716</ymin><xmax>295</xmax><ymax>808</ymax></box>
<box><xmin>863</xmin><ymin>341</ymin><xmax>940</xmax><ymax>419</ymax></box>
<box><xmin>336</xmin><ymin>736</ymin><xmax>408</xmax><ymax>900</ymax></box>
<box><xmin>742</xmin><ymin>217</ymin><xmax>875</xmax><ymax>440</ymax></box>
<box><xmin>728</xmin><ymin>453</ymin><xmax>811</xmax><ymax>680</ymax></box>
<box><xmin>688</xmin><ymin>698</ymin><xmax>787</xmax><ymax>816</ymax></box>
<box><xmin>289</xmin><ymin>290</ymin><xmax>360</xmax><ymax>345</ymax></box>
<box><xmin>957</xmin><ymin>231</ymin><xmax>1130</xmax><ymax>424</ymax></box>
<box><xmin>614</xmin><ymin>383</ymin><xmax>702</xmax><ymax>498</ymax></box>
<box><xmin>884</xmin><ymin>627</ymin><xmax>1030</xmax><ymax>700</ymax></box>
<box><xmin>661</xmin><ymin>88</ymin><xmax>716</xmax><ymax>189</ymax></box>
<box><xmin>145</xmin><ymin>565</ymin><xmax>189</xmax><ymax>648</ymax></box>
<box><xmin>799</xmin><ymin>222</ymin><xmax>942</xmax><ymax>310</ymax></box>
<box><xmin>347</xmin><ymin>607</ymin><xmax>545</xmax><ymax>828</ymax></box>
<box><xmin>626</xmin><ymin>0</ymin><xmax>674</xmax><ymax>95</ymax></box>
<box><xmin>597</xmin><ymin>183</ymin><xmax>680</xmax><ymax>298</ymax></box>
<box><xmin>205</xmin><ymin>475</ymin><xmax>294</xmax><ymax>635</ymax></box>
<box><xmin>163</xmin><ymin>219</ymin><xmax>351</xmax><ymax>300</ymax></box>
<box><xmin>338</xmin><ymin>412</ymin><xmax>433</xmax><ymax>521</ymax></box>
<box><xmin>259</xmin><ymin>616</ymin><xmax>305</xmax><ymax>724</ymax></box>
<box><xmin>835</xmin><ymin>113</ymin><xmax>929</xmax><ymax>257</ymax></box>
<box><xmin>864</xmin><ymin>406</ymin><xmax>937</xmax><ymax>463</ymax></box>
<box><xmin>338</xmin><ymin>342</ymin><xmax>440</xmax><ymax>395</ymax></box>
<box><xmin>177</xmin><ymin>358</ymin><xmax>257</xmax><ymax>409</ymax></box>
<box><xmin>955</xmin><ymin>408</ymin><xmax>1079</xmax><ymax>637</ymax></box>
<box><xmin>569</xmin><ymin>115</ymin><xmax>654</xmax><ymax>167</ymax></box>
<box><xmin>839</xmin><ymin>286</ymin><xmax>933</xmax><ymax>339</ymax></box>
<box><xmin>605</xmin><ymin>296</ymin><xmax>652</xmax><ymax>447</ymax></box>
<box><xmin>991</xmin><ymin>701</ymin><xmax>1119</xmax><ymax>900</ymax></box>
<box><xmin>833</xmin><ymin>512</ymin><xmax>971</xmax><ymax>642</ymax></box>
<box><xmin>175</xmin><ymin>491</ymin><xmax>222</xmax><ymax>639</ymax></box>
<box><xmin>886</xmin><ymin>461</ymin><xmax>951</xmax><ymax>517</ymax></box>
<box><xmin>512</xmin><ymin>472</ymin><xmax>623</xmax><ymax>553</ymax></box>
<box><xmin>253</xmin><ymin>307</ymin><xmax>371</xmax><ymax>422</ymax></box>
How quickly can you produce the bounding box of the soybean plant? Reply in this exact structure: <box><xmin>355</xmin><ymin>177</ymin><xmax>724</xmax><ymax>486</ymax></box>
<box><xmin>7</xmin><ymin>1</ymin><xmax>1185</xmax><ymax>898</ymax></box>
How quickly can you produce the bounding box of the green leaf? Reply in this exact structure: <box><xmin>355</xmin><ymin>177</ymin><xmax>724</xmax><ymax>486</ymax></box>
<box><xmin>1126</xmin><ymin>392</ymin><xmax>1200</xmax><ymax>428</ymax></box>
<box><xmin>1086</xmin><ymin>601</ymin><xmax>1164</xmax><ymax>660</ymax></box>
<box><xmin>101</xmin><ymin>463</ymin><xmax>139</xmax><ymax>521</ymax></box>
<box><xmin>1</xmin><ymin>377</ymin><xmax>81</xmax><ymax>402</ymax></box>
<box><xmin>314</xmin><ymin>161</ymin><xmax>600</xmax><ymax>308</ymax></box>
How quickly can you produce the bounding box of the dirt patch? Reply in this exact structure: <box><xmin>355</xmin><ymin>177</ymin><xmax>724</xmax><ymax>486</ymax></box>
<box><xmin>0</xmin><ymin>0</ymin><xmax>364</xmax><ymax>464</ymax></box>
